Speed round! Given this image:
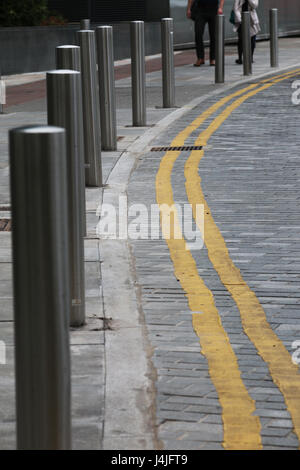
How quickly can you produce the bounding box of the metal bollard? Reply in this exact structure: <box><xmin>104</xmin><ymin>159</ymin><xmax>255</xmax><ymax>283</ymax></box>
<box><xmin>130</xmin><ymin>21</ymin><xmax>146</xmax><ymax>127</ymax></box>
<box><xmin>0</xmin><ymin>71</ymin><xmax>4</xmax><ymax>114</ymax></box>
<box><xmin>10</xmin><ymin>125</ymin><xmax>71</xmax><ymax>449</ymax></box>
<box><xmin>242</xmin><ymin>11</ymin><xmax>252</xmax><ymax>76</ymax></box>
<box><xmin>80</xmin><ymin>19</ymin><xmax>91</xmax><ymax>30</ymax></box>
<box><xmin>270</xmin><ymin>8</ymin><xmax>279</xmax><ymax>68</ymax></box>
<box><xmin>77</xmin><ymin>30</ymin><xmax>102</xmax><ymax>187</ymax></box>
<box><xmin>56</xmin><ymin>45</ymin><xmax>81</xmax><ymax>71</ymax></box>
<box><xmin>215</xmin><ymin>14</ymin><xmax>225</xmax><ymax>84</ymax></box>
<box><xmin>161</xmin><ymin>18</ymin><xmax>175</xmax><ymax>108</ymax></box>
<box><xmin>47</xmin><ymin>70</ymin><xmax>86</xmax><ymax>327</ymax></box>
<box><xmin>96</xmin><ymin>26</ymin><xmax>117</xmax><ymax>151</ymax></box>
<box><xmin>55</xmin><ymin>46</ymin><xmax>87</xmax><ymax>237</ymax></box>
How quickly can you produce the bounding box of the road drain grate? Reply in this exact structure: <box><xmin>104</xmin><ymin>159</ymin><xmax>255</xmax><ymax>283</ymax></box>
<box><xmin>0</xmin><ymin>219</ymin><xmax>11</xmax><ymax>232</ymax></box>
<box><xmin>151</xmin><ymin>146</ymin><xmax>203</xmax><ymax>152</ymax></box>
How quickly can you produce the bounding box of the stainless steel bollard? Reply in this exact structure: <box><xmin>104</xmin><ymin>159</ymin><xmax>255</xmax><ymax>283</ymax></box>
<box><xmin>242</xmin><ymin>12</ymin><xmax>252</xmax><ymax>76</ymax></box>
<box><xmin>130</xmin><ymin>21</ymin><xmax>146</xmax><ymax>126</ymax></box>
<box><xmin>0</xmin><ymin>71</ymin><xmax>3</xmax><ymax>114</ymax></box>
<box><xmin>47</xmin><ymin>70</ymin><xmax>86</xmax><ymax>327</ymax></box>
<box><xmin>96</xmin><ymin>26</ymin><xmax>117</xmax><ymax>150</ymax></box>
<box><xmin>270</xmin><ymin>8</ymin><xmax>279</xmax><ymax>68</ymax></box>
<box><xmin>10</xmin><ymin>125</ymin><xmax>71</xmax><ymax>450</ymax></box>
<box><xmin>56</xmin><ymin>45</ymin><xmax>81</xmax><ymax>71</ymax></box>
<box><xmin>215</xmin><ymin>14</ymin><xmax>225</xmax><ymax>84</ymax></box>
<box><xmin>80</xmin><ymin>19</ymin><xmax>91</xmax><ymax>30</ymax></box>
<box><xmin>55</xmin><ymin>46</ymin><xmax>87</xmax><ymax>237</ymax></box>
<box><xmin>0</xmin><ymin>71</ymin><xmax>4</xmax><ymax>114</ymax></box>
<box><xmin>161</xmin><ymin>18</ymin><xmax>175</xmax><ymax>108</ymax></box>
<box><xmin>77</xmin><ymin>30</ymin><xmax>102</xmax><ymax>187</ymax></box>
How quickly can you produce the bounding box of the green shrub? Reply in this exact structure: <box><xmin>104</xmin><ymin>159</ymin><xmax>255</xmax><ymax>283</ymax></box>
<box><xmin>0</xmin><ymin>0</ymin><xmax>49</xmax><ymax>27</ymax></box>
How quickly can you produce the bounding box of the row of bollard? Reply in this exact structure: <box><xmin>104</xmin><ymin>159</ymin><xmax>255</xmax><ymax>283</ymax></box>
<box><xmin>10</xmin><ymin>17</ymin><xmax>176</xmax><ymax>451</ymax></box>
<box><xmin>215</xmin><ymin>8</ymin><xmax>279</xmax><ymax>83</ymax></box>
<box><xmin>10</xmin><ymin>11</ymin><xmax>279</xmax><ymax>449</ymax></box>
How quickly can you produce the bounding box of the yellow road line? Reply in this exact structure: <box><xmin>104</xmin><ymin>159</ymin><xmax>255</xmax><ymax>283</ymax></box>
<box><xmin>170</xmin><ymin>68</ymin><xmax>300</xmax><ymax>149</ymax></box>
<box><xmin>157</xmin><ymin>162</ymin><xmax>262</xmax><ymax>450</ymax></box>
<box><xmin>155</xmin><ymin>82</ymin><xmax>279</xmax><ymax>450</ymax></box>
<box><xmin>156</xmin><ymin>69</ymin><xmax>300</xmax><ymax>450</ymax></box>
<box><xmin>184</xmin><ymin>72</ymin><xmax>300</xmax><ymax>445</ymax></box>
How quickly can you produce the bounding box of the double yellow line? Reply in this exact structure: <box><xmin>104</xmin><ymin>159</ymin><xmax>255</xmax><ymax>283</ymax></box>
<box><xmin>156</xmin><ymin>69</ymin><xmax>300</xmax><ymax>450</ymax></box>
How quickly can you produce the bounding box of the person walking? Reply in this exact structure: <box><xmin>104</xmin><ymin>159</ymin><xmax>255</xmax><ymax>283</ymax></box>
<box><xmin>233</xmin><ymin>0</ymin><xmax>260</xmax><ymax>64</ymax></box>
<box><xmin>187</xmin><ymin>0</ymin><xmax>225</xmax><ymax>67</ymax></box>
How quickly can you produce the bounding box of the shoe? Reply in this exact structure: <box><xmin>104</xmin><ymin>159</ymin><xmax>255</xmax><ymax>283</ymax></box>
<box><xmin>194</xmin><ymin>59</ymin><xmax>205</xmax><ymax>67</ymax></box>
<box><xmin>236</xmin><ymin>59</ymin><xmax>242</xmax><ymax>65</ymax></box>
<box><xmin>210</xmin><ymin>60</ymin><xmax>215</xmax><ymax>66</ymax></box>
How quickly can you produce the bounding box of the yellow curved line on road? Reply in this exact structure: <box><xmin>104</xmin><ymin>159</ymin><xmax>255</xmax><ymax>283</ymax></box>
<box><xmin>171</xmin><ymin>68</ymin><xmax>300</xmax><ymax>147</ymax></box>
<box><xmin>184</xmin><ymin>72</ymin><xmax>300</xmax><ymax>446</ymax></box>
<box><xmin>156</xmin><ymin>83</ymin><xmax>268</xmax><ymax>450</ymax></box>
<box><xmin>156</xmin><ymin>69</ymin><xmax>300</xmax><ymax>450</ymax></box>
<box><xmin>156</xmin><ymin>187</ymin><xmax>262</xmax><ymax>449</ymax></box>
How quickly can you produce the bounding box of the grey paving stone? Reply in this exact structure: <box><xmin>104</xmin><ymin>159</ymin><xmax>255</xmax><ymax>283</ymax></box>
<box><xmin>267</xmin><ymin>419</ymin><xmax>295</xmax><ymax>429</ymax></box>
<box><xmin>253</xmin><ymin>409</ymin><xmax>291</xmax><ymax>419</ymax></box>
<box><xmin>260</xmin><ymin>428</ymin><xmax>291</xmax><ymax>438</ymax></box>
<box><xmin>162</xmin><ymin>440</ymin><xmax>205</xmax><ymax>450</ymax></box>
<box><xmin>157</xmin><ymin>411</ymin><xmax>207</xmax><ymax>423</ymax></box>
<box><xmin>261</xmin><ymin>436</ymin><xmax>299</xmax><ymax>448</ymax></box>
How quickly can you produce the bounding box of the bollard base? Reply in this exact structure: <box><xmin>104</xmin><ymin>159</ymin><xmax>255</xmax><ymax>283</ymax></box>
<box><xmin>155</xmin><ymin>105</ymin><xmax>179</xmax><ymax>110</ymax></box>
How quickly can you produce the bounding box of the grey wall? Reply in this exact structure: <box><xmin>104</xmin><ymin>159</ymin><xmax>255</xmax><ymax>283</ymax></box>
<box><xmin>171</xmin><ymin>0</ymin><xmax>300</xmax><ymax>47</ymax></box>
<box><xmin>0</xmin><ymin>22</ymin><xmax>162</xmax><ymax>75</ymax></box>
<box><xmin>1</xmin><ymin>1</ymin><xmax>300</xmax><ymax>76</ymax></box>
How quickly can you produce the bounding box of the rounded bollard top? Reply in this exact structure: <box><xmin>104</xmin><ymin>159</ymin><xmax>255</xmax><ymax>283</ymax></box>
<box><xmin>56</xmin><ymin>45</ymin><xmax>80</xmax><ymax>49</ymax></box>
<box><xmin>96</xmin><ymin>25</ymin><xmax>113</xmax><ymax>30</ymax></box>
<box><xmin>10</xmin><ymin>125</ymin><xmax>65</xmax><ymax>135</ymax></box>
<box><xmin>161</xmin><ymin>18</ymin><xmax>174</xmax><ymax>21</ymax></box>
<box><xmin>47</xmin><ymin>69</ymin><xmax>80</xmax><ymax>75</ymax></box>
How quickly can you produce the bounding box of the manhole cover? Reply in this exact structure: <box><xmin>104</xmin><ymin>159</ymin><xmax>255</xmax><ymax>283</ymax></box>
<box><xmin>151</xmin><ymin>145</ymin><xmax>203</xmax><ymax>152</ymax></box>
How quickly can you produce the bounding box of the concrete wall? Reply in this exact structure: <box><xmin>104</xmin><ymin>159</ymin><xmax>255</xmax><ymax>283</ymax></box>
<box><xmin>0</xmin><ymin>22</ymin><xmax>162</xmax><ymax>75</ymax></box>
<box><xmin>171</xmin><ymin>0</ymin><xmax>300</xmax><ymax>48</ymax></box>
<box><xmin>1</xmin><ymin>1</ymin><xmax>300</xmax><ymax>76</ymax></box>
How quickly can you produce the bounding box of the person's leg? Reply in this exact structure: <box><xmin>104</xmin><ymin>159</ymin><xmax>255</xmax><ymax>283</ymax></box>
<box><xmin>251</xmin><ymin>35</ymin><xmax>256</xmax><ymax>61</ymax></box>
<box><xmin>194</xmin><ymin>12</ymin><xmax>206</xmax><ymax>64</ymax></box>
<box><xmin>207</xmin><ymin>11</ymin><xmax>217</xmax><ymax>63</ymax></box>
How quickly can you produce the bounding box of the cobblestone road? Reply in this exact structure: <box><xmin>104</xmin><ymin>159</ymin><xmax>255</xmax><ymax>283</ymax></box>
<box><xmin>128</xmin><ymin>69</ymin><xmax>300</xmax><ymax>450</ymax></box>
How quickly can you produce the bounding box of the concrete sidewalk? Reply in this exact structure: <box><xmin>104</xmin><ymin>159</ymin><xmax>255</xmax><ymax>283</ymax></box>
<box><xmin>0</xmin><ymin>37</ymin><xmax>300</xmax><ymax>449</ymax></box>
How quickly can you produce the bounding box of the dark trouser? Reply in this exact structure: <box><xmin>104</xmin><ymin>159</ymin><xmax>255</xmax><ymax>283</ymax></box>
<box><xmin>237</xmin><ymin>25</ymin><xmax>256</xmax><ymax>61</ymax></box>
<box><xmin>194</xmin><ymin>9</ymin><xmax>217</xmax><ymax>61</ymax></box>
